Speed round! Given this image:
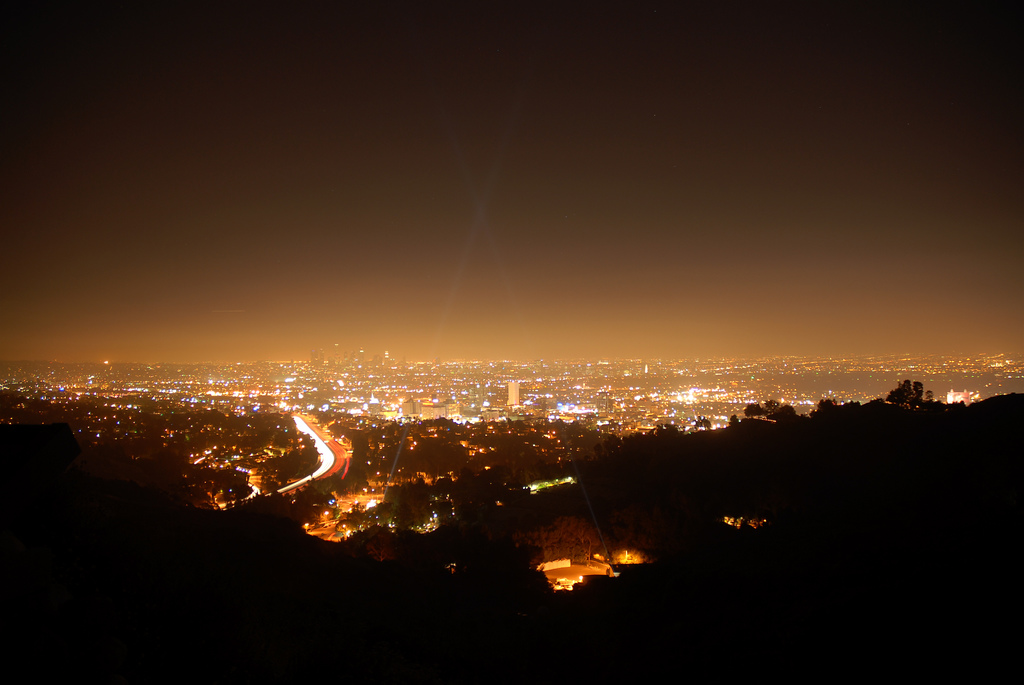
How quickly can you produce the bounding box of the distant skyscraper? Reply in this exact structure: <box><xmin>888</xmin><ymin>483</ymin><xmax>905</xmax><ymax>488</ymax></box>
<box><xmin>507</xmin><ymin>381</ymin><xmax>520</xmax><ymax>407</ymax></box>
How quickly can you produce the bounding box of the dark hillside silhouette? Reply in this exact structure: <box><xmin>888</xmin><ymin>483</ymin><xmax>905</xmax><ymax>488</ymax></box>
<box><xmin>2</xmin><ymin>395</ymin><xmax>1020</xmax><ymax>681</ymax></box>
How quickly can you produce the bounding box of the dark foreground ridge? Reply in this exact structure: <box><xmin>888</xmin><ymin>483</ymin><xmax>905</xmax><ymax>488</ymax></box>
<box><xmin>2</xmin><ymin>396</ymin><xmax>1021</xmax><ymax>683</ymax></box>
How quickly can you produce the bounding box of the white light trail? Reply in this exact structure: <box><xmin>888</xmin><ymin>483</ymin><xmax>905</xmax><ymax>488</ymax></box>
<box><xmin>277</xmin><ymin>415</ymin><xmax>336</xmax><ymax>493</ymax></box>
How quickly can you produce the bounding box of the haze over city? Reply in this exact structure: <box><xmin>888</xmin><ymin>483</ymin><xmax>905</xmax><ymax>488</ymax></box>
<box><xmin>3</xmin><ymin>2</ymin><xmax>1021</xmax><ymax>362</ymax></box>
<box><xmin>4</xmin><ymin>7</ymin><xmax>1022</xmax><ymax>681</ymax></box>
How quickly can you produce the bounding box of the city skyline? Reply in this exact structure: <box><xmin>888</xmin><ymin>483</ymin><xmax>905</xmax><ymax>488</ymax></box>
<box><xmin>5</xmin><ymin>352</ymin><xmax>1019</xmax><ymax>412</ymax></box>
<box><xmin>3</xmin><ymin>2</ymin><xmax>1021</xmax><ymax>363</ymax></box>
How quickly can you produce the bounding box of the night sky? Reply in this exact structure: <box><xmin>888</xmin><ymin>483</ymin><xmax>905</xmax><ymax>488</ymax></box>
<box><xmin>3</xmin><ymin>2</ymin><xmax>1021</xmax><ymax>362</ymax></box>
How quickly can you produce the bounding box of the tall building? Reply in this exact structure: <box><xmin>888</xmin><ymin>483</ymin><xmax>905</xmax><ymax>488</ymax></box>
<box><xmin>507</xmin><ymin>381</ymin><xmax>520</xmax><ymax>407</ymax></box>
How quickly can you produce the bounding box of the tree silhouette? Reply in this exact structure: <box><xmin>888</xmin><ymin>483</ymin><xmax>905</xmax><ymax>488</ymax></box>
<box><xmin>768</xmin><ymin>404</ymin><xmax>798</xmax><ymax>422</ymax></box>
<box><xmin>886</xmin><ymin>380</ymin><xmax>932</xmax><ymax>409</ymax></box>
<box><xmin>523</xmin><ymin>516</ymin><xmax>600</xmax><ymax>563</ymax></box>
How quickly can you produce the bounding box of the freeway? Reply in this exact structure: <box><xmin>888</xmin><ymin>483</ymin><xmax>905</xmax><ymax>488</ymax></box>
<box><xmin>277</xmin><ymin>414</ymin><xmax>350</xmax><ymax>494</ymax></box>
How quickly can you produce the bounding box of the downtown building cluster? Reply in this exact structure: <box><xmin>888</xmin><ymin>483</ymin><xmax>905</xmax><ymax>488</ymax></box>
<box><xmin>3</xmin><ymin>353</ymin><xmax>1018</xmax><ymax>434</ymax></box>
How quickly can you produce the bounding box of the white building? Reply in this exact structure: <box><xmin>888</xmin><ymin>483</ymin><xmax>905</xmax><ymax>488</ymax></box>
<box><xmin>947</xmin><ymin>390</ymin><xmax>971</xmax><ymax>404</ymax></box>
<box><xmin>507</xmin><ymin>381</ymin><xmax>520</xmax><ymax>407</ymax></box>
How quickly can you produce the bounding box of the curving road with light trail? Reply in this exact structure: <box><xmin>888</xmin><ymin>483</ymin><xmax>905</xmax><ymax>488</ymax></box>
<box><xmin>277</xmin><ymin>414</ymin><xmax>350</xmax><ymax>494</ymax></box>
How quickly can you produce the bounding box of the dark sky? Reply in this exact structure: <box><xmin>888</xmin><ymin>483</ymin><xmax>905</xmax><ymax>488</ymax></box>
<box><xmin>3</xmin><ymin>1</ymin><xmax>1021</xmax><ymax>362</ymax></box>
